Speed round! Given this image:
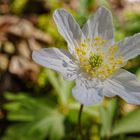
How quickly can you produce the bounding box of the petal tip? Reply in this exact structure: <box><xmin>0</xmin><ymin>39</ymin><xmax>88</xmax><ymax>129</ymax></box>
<box><xmin>97</xmin><ymin>6</ymin><xmax>112</xmax><ymax>18</ymax></box>
<box><xmin>98</xmin><ymin>6</ymin><xmax>110</xmax><ymax>12</ymax></box>
<box><xmin>53</xmin><ymin>9</ymin><xmax>67</xmax><ymax>18</ymax></box>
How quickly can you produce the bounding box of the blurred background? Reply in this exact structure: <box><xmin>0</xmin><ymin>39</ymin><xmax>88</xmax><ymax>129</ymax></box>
<box><xmin>0</xmin><ymin>0</ymin><xmax>140</xmax><ymax>140</ymax></box>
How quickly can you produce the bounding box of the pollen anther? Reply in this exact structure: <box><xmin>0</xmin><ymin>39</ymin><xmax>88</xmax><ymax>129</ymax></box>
<box><xmin>75</xmin><ymin>37</ymin><xmax>124</xmax><ymax>79</ymax></box>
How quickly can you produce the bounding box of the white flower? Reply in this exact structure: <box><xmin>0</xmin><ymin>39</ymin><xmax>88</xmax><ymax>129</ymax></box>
<box><xmin>32</xmin><ymin>6</ymin><xmax>140</xmax><ymax>106</ymax></box>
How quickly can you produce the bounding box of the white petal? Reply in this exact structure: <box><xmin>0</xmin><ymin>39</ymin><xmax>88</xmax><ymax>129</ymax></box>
<box><xmin>32</xmin><ymin>48</ymin><xmax>78</xmax><ymax>81</ymax></box>
<box><xmin>53</xmin><ymin>9</ymin><xmax>83</xmax><ymax>55</ymax></box>
<box><xmin>117</xmin><ymin>33</ymin><xmax>140</xmax><ymax>62</ymax></box>
<box><xmin>72</xmin><ymin>77</ymin><xmax>103</xmax><ymax>105</ymax></box>
<box><xmin>104</xmin><ymin>69</ymin><xmax>140</xmax><ymax>104</ymax></box>
<box><xmin>82</xmin><ymin>6</ymin><xmax>114</xmax><ymax>42</ymax></box>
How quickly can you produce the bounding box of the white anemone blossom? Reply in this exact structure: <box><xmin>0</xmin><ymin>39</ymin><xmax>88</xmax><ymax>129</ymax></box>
<box><xmin>32</xmin><ymin>6</ymin><xmax>140</xmax><ymax>106</ymax></box>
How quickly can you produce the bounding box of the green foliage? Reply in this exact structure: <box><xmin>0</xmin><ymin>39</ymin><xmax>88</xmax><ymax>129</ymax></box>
<box><xmin>96</xmin><ymin>0</ymin><xmax>110</xmax><ymax>7</ymax></box>
<box><xmin>78</xmin><ymin>0</ymin><xmax>95</xmax><ymax>15</ymax></box>
<box><xmin>100</xmin><ymin>98</ymin><xmax>118</xmax><ymax>138</ymax></box>
<box><xmin>3</xmin><ymin>93</ymin><xmax>65</xmax><ymax>140</ymax></box>
<box><xmin>11</xmin><ymin>0</ymin><xmax>28</xmax><ymax>14</ymax></box>
<box><xmin>112</xmin><ymin>109</ymin><xmax>140</xmax><ymax>135</ymax></box>
<box><xmin>124</xmin><ymin>12</ymin><xmax>140</xmax><ymax>35</ymax></box>
<box><xmin>46</xmin><ymin>70</ymin><xmax>74</xmax><ymax>105</ymax></box>
<box><xmin>136</xmin><ymin>68</ymin><xmax>140</xmax><ymax>80</ymax></box>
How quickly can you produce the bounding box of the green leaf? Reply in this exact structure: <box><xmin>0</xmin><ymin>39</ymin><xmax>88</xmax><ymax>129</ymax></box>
<box><xmin>100</xmin><ymin>98</ymin><xmax>118</xmax><ymax>137</ymax></box>
<box><xmin>3</xmin><ymin>92</ymin><xmax>65</xmax><ymax>140</ymax></box>
<box><xmin>2</xmin><ymin>123</ymin><xmax>44</xmax><ymax>140</ymax></box>
<box><xmin>78</xmin><ymin>0</ymin><xmax>95</xmax><ymax>15</ymax></box>
<box><xmin>112</xmin><ymin>109</ymin><xmax>140</xmax><ymax>135</ymax></box>
<box><xmin>97</xmin><ymin>0</ymin><xmax>110</xmax><ymax>7</ymax></box>
<box><xmin>4</xmin><ymin>93</ymin><xmax>51</xmax><ymax>121</ymax></box>
<box><xmin>69</xmin><ymin>103</ymin><xmax>100</xmax><ymax>118</ymax></box>
<box><xmin>29</xmin><ymin>110</ymin><xmax>65</xmax><ymax>140</ymax></box>
<box><xmin>44</xmin><ymin>111</ymin><xmax>65</xmax><ymax>140</ymax></box>
<box><xmin>68</xmin><ymin>103</ymin><xmax>100</xmax><ymax>123</ymax></box>
<box><xmin>136</xmin><ymin>68</ymin><xmax>140</xmax><ymax>80</ymax></box>
<box><xmin>47</xmin><ymin>70</ymin><xmax>73</xmax><ymax>105</ymax></box>
<box><xmin>107</xmin><ymin>98</ymin><xmax>118</xmax><ymax>130</ymax></box>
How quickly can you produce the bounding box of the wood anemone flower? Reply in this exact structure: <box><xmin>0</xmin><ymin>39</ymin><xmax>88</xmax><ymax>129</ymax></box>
<box><xmin>32</xmin><ymin>6</ymin><xmax>140</xmax><ymax>106</ymax></box>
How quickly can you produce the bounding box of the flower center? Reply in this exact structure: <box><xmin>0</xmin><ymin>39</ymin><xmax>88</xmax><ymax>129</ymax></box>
<box><xmin>75</xmin><ymin>37</ymin><xmax>124</xmax><ymax>79</ymax></box>
<box><xmin>88</xmin><ymin>53</ymin><xmax>103</xmax><ymax>69</ymax></box>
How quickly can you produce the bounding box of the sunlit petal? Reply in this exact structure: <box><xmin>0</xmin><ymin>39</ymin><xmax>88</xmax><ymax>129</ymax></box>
<box><xmin>72</xmin><ymin>77</ymin><xmax>103</xmax><ymax>105</ymax></box>
<box><xmin>104</xmin><ymin>69</ymin><xmax>140</xmax><ymax>104</ymax></box>
<box><xmin>82</xmin><ymin>6</ymin><xmax>114</xmax><ymax>42</ymax></box>
<box><xmin>117</xmin><ymin>33</ymin><xmax>140</xmax><ymax>62</ymax></box>
<box><xmin>32</xmin><ymin>48</ymin><xmax>79</xmax><ymax>81</ymax></box>
<box><xmin>53</xmin><ymin>9</ymin><xmax>83</xmax><ymax>55</ymax></box>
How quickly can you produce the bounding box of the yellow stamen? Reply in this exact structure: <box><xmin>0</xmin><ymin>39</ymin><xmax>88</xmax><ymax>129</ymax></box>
<box><xmin>75</xmin><ymin>37</ymin><xmax>124</xmax><ymax>79</ymax></box>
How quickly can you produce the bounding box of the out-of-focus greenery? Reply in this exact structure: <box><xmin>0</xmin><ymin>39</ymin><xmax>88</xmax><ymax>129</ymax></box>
<box><xmin>1</xmin><ymin>0</ymin><xmax>140</xmax><ymax>140</ymax></box>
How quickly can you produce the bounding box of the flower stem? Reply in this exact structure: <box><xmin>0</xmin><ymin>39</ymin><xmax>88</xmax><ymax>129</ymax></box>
<box><xmin>78</xmin><ymin>104</ymin><xmax>84</xmax><ymax>138</ymax></box>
